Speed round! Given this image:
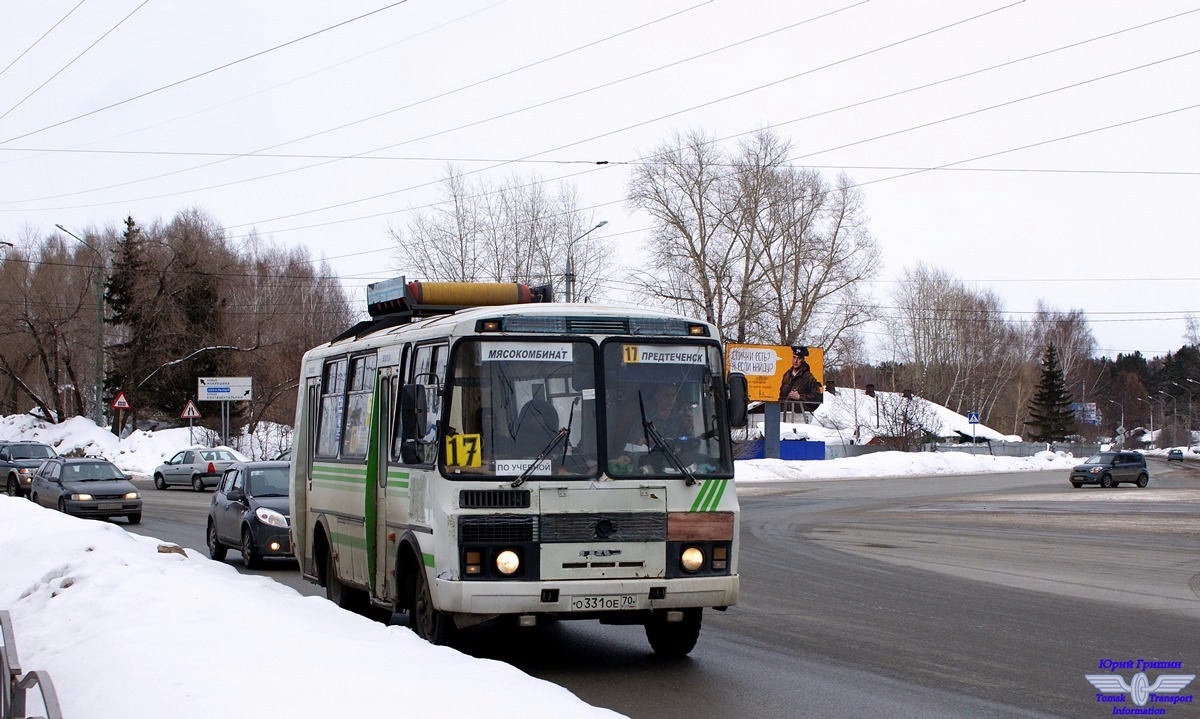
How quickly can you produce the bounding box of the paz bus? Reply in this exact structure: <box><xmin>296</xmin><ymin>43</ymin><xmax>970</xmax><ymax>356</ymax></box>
<box><xmin>289</xmin><ymin>277</ymin><xmax>747</xmax><ymax>657</ymax></box>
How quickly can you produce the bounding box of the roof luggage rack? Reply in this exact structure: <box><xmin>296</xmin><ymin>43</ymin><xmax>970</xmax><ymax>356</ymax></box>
<box><xmin>330</xmin><ymin>277</ymin><xmax>553</xmax><ymax>343</ymax></box>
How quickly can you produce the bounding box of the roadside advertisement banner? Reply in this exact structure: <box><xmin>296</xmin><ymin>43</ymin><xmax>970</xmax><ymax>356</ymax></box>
<box><xmin>725</xmin><ymin>343</ymin><xmax>824</xmax><ymax>404</ymax></box>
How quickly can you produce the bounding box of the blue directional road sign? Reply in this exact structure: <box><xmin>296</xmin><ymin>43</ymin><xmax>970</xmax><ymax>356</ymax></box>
<box><xmin>967</xmin><ymin>411</ymin><xmax>980</xmax><ymax>424</ymax></box>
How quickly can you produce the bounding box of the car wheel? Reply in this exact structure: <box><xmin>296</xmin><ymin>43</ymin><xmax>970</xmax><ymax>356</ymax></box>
<box><xmin>411</xmin><ymin>563</ymin><xmax>452</xmax><ymax>644</ymax></box>
<box><xmin>1099</xmin><ymin>474</ymin><xmax>1113</xmax><ymax>488</ymax></box>
<box><xmin>127</xmin><ymin>513</ymin><xmax>141</xmax><ymax>525</ymax></box>
<box><xmin>241</xmin><ymin>527</ymin><xmax>261</xmax><ymax>569</ymax></box>
<box><xmin>57</xmin><ymin>497</ymin><xmax>67</xmax><ymax>513</ymax></box>
<box><xmin>207</xmin><ymin>521</ymin><xmax>227</xmax><ymax>561</ymax></box>
<box><xmin>1070</xmin><ymin>481</ymin><xmax>1083</xmax><ymax>488</ymax></box>
<box><xmin>1136</xmin><ymin>473</ymin><xmax>1149</xmax><ymax>488</ymax></box>
<box><xmin>645</xmin><ymin>607</ymin><xmax>703</xmax><ymax>658</ymax></box>
<box><xmin>192</xmin><ymin>475</ymin><xmax>205</xmax><ymax>492</ymax></box>
<box><xmin>154</xmin><ymin>473</ymin><xmax>167</xmax><ymax>490</ymax></box>
<box><xmin>6</xmin><ymin>476</ymin><xmax>19</xmax><ymax>497</ymax></box>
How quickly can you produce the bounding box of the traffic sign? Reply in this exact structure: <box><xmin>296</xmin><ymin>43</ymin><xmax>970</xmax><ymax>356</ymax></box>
<box><xmin>181</xmin><ymin>400</ymin><xmax>201</xmax><ymax>419</ymax></box>
<box><xmin>111</xmin><ymin>391</ymin><xmax>131</xmax><ymax>410</ymax></box>
<box><xmin>967</xmin><ymin>411</ymin><xmax>980</xmax><ymax>424</ymax></box>
<box><xmin>197</xmin><ymin>376</ymin><xmax>253</xmax><ymax>401</ymax></box>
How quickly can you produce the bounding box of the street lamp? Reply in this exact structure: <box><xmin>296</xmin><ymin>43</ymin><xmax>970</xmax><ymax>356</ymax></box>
<box><xmin>564</xmin><ymin>220</ymin><xmax>607</xmax><ymax>303</ymax></box>
<box><xmin>55</xmin><ymin>224</ymin><xmax>105</xmax><ymax>427</ymax></box>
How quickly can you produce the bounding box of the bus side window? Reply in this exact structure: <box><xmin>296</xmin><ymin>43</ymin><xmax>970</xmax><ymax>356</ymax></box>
<box><xmin>315</xmin><ymin>358</ymin><xmax>348</xmax><ymax>458</ymax></box>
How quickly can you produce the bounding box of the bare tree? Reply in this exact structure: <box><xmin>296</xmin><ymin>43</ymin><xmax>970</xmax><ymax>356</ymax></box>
<box><xmin>628</xmin><ymin>128</ymin><xmax>881</xmax><ymax>352</ymax></box>
<box><xmin>390</xmin><ymin>165</ymin><xmax>613</xmax><ymax>299</ymax></box>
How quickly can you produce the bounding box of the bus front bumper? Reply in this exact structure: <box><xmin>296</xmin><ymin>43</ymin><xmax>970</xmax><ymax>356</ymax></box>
<box><xmin>434</xmin><ymin>574</ymin><xmax>739</xmax><ymax>616</ymax></box>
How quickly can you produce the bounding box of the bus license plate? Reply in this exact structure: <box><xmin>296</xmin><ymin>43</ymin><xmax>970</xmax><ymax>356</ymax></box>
<box><xmin>97</xmin><ymin>503</ymin><xmax>121</xmax><ymax>511</ymax></box>
<box><xmin>569</xmin><ymin>595</ymin><xmax>636</xmax><ymax>611</ymax></box>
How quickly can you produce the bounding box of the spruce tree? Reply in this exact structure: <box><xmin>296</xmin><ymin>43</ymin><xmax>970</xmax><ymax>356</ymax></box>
<box><xmin>1027</xmin><ymin>343</ymin><xmax>1076</xmax><ymax>443</ymax></box>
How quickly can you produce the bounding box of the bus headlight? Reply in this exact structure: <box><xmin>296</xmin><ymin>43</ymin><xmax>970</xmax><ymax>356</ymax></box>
<box><xmin>495</xmin><ymin>550</ymin><xmax>521</xmax><ymax>575</ymax></box>
<box><xmin>680</xmin><ymin>546</ymin><xmax>705</xmax><ymax>573</ymax></box>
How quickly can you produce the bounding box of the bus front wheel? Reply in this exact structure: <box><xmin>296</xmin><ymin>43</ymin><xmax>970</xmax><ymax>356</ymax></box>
<box><xmin>411</xmin><ymin>565</ymin><xmax>452</xmax><ymax>645</ymax></box>
<box><xmin>645</xmin><ymin>608</ymin><xmax>702</xmax><ymax>658</ymax></box>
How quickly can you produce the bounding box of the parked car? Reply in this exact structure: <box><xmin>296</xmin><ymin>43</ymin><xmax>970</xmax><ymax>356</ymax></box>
<box><xmin>30</xmin><ymin>457</ymin><xmax>142</xmax><ymax>523</ymax></box>
<box><xmin>2</xmin><ymin>440</ymin><xmax>58</xmax><ymax>498</ymax></box>
<box><xmin>207</xmin><ymin>461</ymin><xmax>292</xmax><ymax>568</ymax></box>
<box><xmin>1069</xmin><ymin>451</ymin><xmax>1149</xmax><ymax>488</ymax></box>
<box><xmin>153</xmin><ymin>447</ymin><xmax>240</xmax><ymax>491</ymax></box>
<box><xmin>1167</xmin><ymin>449</ymin><xmax>1184</xmax><ymax>462</ymax></box>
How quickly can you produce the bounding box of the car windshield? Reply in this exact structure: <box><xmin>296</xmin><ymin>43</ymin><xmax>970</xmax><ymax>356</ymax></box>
<box><xmin>1084</xmin><ymin>453</ymin><xmax>1116</xmax><ymax>465</ymax></box>
<box><xmin>64</xmin><ymin>462</ymin><xmax>124</xmax><ymax>481</ymax></box>
<box><xmin>11</xmin><ymin>445</ymin><xmax>55</xmax><ymax>460</ymax></box>
<box><xmin>247</xmin><ymin>467</ymin><xmax>289</xmax><ymax>496</ymax></box>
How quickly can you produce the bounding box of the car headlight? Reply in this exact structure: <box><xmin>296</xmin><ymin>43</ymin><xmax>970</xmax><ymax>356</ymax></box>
<box><xmin>495</xmin><ymin>550</ymin><xmax>520</xmax><ymax>575</ymax></box>
<box><xmin>124</xmin><ymin>491</ymin><xmax>139</xmax><ymax>500</ymax></box>
<box><xmin>71</xmin><ymin>493</ymin><xmax>93</xmax><ymax>501</ymax></box>
<box><xmin>254</xmin><ymin>507</ymin><xmax>289</xmax><ymax>528</ymax></box>
<box><xmin>17</xmin><ymin>467</ymin><xmax>31</xmax><ymax>475</ymax></box>
<box><xmin>1089</xmin><ymin>467</ymin><xmax>1102</xmax><ymax>474</ymax></box>
<box><xmin>680</xmin><ymin>546</ymin><xmax>705</xmax><ymax>573</ymax></box>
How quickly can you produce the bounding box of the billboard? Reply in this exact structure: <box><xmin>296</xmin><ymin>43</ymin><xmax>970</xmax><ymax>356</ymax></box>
<box><xmin>725</xmin><ymin>343</ymin><xmax>824</xmax><ymax>404</ymax></box>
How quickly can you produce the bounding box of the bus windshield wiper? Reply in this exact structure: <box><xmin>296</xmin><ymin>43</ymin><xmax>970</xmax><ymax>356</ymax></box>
<box><xmin>638</xmin><ymin>391</ymin><xmax>697</xmax><ymax>486</ymax></box>
<box><xmin>512</xmin><ymin>427</ymin><xmax>568</xmax><ymax>488</ymax></box>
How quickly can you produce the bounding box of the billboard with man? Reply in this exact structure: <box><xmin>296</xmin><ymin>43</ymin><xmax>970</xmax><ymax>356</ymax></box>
<box><xmin>725</xmin><ymin>343</ymin><xmax>824</xmax><ymax>405</ymax></box>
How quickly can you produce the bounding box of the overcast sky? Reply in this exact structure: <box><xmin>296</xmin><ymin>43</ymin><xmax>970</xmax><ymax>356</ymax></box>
<box><xmin>1</xmin><ymin>0</ymin><xmax>1197</xmax><ymax>360</ymax></box>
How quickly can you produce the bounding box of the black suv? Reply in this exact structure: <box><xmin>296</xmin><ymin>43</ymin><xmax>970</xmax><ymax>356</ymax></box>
<box><xmin>2</xmin><ymin>441</ymin><xmax>58</xmax><ymax>498</ymax></box>
<box><xmin>1069</xmin><ymin>451</ymin><xmax>1149</xmax><ymax>488</ymax></box>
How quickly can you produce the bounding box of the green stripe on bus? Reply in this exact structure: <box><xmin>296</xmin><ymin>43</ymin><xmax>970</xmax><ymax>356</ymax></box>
<box><xmin>312</xmin><ymin>479</ymin><xmax>363</xmax><ymax>491</ymax></box>
<box><xmin>330</xmin><ymin>532</ymin><xmax>367</xmax><ymax>550</ymax></box>
<box><xmin>705</xmin><ymin>478</ymin><xmax>728</xmax><ymax>511</ymax></box>
<box><xmin>690</xmin><ymin>479</ymin><xmax>717</xmax><ymax>512</ymax></box>
<box><xmin>386</xmin><ymin>469</ymin><xmax>410</xmax><ymax>490</ymax></box>
<box><xmin>422</xmin><ymin>553</ymin><xmax>434</xmax><ymax>568</ymax></box>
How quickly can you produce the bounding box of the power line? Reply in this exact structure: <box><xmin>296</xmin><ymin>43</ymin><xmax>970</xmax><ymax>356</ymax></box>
<box><xmin>0</xmin><ymin>1</ymin><xmax>151</xmax><ymax>123</ymax></box>
<box><xmin>0</xmin><ymin>0</ymin><xmax>87</xmax><ymax>80</ymax></box>
<box><xmin>0</xmin><ymin>1</ymin><xmax>411</xmax><ymax>145</ymax></box>
<box><xmin>0</xmin><ymin>0</ymin><xmax>717</xmax><ymax>204</ymax></box>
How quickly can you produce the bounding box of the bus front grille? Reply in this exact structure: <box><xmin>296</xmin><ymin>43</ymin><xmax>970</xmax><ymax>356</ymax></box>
<box><xmin>540</xmin><ymin>513</ymin><xmax>667</xmax><ymax>543</ymax></box>
<box><xmin>460</xmin><ymin>489</ymin><xmax>531</xmax><ymax>509</ymax></box>
<box><xmin>459</xmin><ymin>515</ymin><xmax>535</xmax><ymax>543</ymax></box>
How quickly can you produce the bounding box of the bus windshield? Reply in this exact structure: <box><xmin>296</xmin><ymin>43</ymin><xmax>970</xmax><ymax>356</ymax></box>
<box><xmin>602</xmin><ymin>341</ymin><xmax>732</xmax><ymax>479</ymax></box>
<box><xmin>444</xmin><ymin>339</ymin><xmax>598</xmax><ymax>478</ymax></box>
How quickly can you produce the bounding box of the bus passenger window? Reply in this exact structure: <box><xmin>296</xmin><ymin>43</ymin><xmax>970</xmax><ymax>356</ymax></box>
<box><xmin>316</xmin><ymin>358</ymin><xmax>347</xmax><ymax>458</ymax></box>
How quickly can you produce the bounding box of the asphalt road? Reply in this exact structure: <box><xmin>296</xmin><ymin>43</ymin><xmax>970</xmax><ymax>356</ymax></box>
<box><xmin>123</xmin><ymin>458</ymin><xmax>1200</xmax><ymax>718</ymax></box>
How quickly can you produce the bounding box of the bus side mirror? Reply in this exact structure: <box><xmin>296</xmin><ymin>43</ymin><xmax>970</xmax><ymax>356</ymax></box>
<box><xmin>400</xmin><ymin>383</ymin><xmax>428</xmax><ymax>464</ymax></box>
<box><xmin>727</xmin><ymin>372</ymin><xmax>748</xmax><ymax>428</ymax></box>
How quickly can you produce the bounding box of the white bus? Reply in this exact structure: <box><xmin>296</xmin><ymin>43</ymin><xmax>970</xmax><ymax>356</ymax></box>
<box><xmin>289</xmin><ymin>278</ymin><xmax>747</xmax><ymax>657</ymax></box>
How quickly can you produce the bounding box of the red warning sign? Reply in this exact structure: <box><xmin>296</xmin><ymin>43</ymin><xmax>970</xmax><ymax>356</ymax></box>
<box><xmin>181</xmin><ymin>400</ymin><xmax>201</xmax><ymax>419</ymax></box>
<box><xmin>111</xmin><ymin>391</ymin><xmax>131</xmax><ymax>410</ymax></box>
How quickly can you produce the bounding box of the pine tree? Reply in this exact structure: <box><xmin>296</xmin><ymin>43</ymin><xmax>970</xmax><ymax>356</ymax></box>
<box><xmin>1027</xmin><ymin>343</ymin><xmax>1076</xmax><ymax>443</ymax></box>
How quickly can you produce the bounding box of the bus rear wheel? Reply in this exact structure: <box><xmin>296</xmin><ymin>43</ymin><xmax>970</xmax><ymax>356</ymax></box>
<box><xmin>411</xmin><ymin>564</ymin><xmax>452</xmax><ymax>645</ymax></box>
<box><xmin>645</xmin><ymin>608</ymin><xmax>702</xmax><ymax>658</ymax></box>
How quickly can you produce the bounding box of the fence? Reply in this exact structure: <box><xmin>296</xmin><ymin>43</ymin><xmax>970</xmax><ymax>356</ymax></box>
<box><xmin>1</xmin><ymin>610</ymin><xmax>61</xmax><ymax>719</ymax></box>
<box><xmin>926</xmin><ymin>441</ymin><xmax>1101</xmax><ymax>459</ymax></box>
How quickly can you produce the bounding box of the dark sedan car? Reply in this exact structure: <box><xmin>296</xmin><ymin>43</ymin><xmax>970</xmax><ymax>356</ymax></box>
<box><xmin>30</xmin><ymin>457</ymin><xmax>142</xmax><ymax>523</ymax></box>
<box><xmin>1167</xmin><ymin>449</ymin><xmax>1184</xmax><ymax>462</ymax></box>
<box><xmin>207</xmin><ymin>461</ymin><xmax>292</xmax><ymax>568</ymax></box>
<box><xmin>1069</xmin><ymin>451</ymin><xmax>1149</xmax><ymax>488</ymax></box>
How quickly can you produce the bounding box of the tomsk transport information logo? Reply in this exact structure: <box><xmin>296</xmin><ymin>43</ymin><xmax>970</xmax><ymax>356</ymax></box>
<box><xmin>1085</xmin><ymin>658</ymin><xmax>1194</xmax><ymax>715</ymax></box>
